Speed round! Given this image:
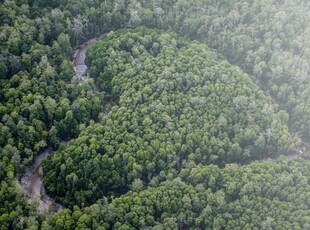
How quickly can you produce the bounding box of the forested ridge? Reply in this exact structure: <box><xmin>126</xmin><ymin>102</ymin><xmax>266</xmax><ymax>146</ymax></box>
<box><xmin>1</xmin><ymin>0</ymin><xmax>310</xmax><ymax>229</ymax></box>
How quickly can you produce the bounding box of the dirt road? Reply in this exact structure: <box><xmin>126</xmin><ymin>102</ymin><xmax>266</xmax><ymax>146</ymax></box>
<box><xmin>21</xmin><ymin>149</ymin><xmax>63</xmax><ymax>215</ymax></box>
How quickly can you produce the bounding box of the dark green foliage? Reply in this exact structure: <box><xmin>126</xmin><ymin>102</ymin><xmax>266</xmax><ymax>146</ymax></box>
<box><xmin>1</xmin><ymin>0</ymin><xmax>310</xmax><ymax>228</ymax></box>
<box><xmin>43</xmin><ymin>28</ymin><xmax>295</xmax><ymax>207</ymax></box>
<box><xmin>43</xmin><ymin>159</ymin><xmax>310</xmax><ymax>229</ymax></box>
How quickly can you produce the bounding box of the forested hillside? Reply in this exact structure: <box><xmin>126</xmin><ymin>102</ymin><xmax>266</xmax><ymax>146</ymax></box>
<box><xmin>1</xmin><ymin>0</ymin><xmax>310</xmax><ymax>229</ymax></box>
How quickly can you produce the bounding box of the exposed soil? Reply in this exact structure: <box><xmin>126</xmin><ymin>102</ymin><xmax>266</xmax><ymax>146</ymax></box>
<box><xmin>73</xmin><ymin>34</ymin><xmax>106</xmax><ymax>84</ymax></box>
<box><xmin>20</xmin><ymin>36</ymin><xmax>106</xmax><ymax>216</ymax></box>
<box><xmin>73</xmin><ymin>38</ymin><xmax>97</xmax><ymax>80</ymax></box>
<box><xmin>21</xmin><ymin>149</ymin><xmax>63</xmax><ymax>215</ymax></box>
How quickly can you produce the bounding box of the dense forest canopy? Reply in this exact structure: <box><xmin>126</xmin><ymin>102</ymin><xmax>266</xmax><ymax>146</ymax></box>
<box><xmin>43</xmin><ymin>28</ymin><xmax>295</xmax><ymax>208</ymax></box>
<box><xmin>43</xmin><ymin>159</ymin><xmax>310</xmax><ymax>229</ymax></box>
<box><xmin>0</xmin><ymin>0</ymin><xmax>310</xmax><ymax>229</ymax></box>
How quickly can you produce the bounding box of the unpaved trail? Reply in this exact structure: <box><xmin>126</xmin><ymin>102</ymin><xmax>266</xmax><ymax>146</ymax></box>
<box><xmin>73</xmin><ymin>38</ymin><xmax>97</xmax><ymax>80</ymax></box>
<box><xmin>20</xmin><ymin>35</ymin><xmax>106</xmax><ymax>216</ymax></box>
<box><xmin>21</xmin><ymin>149</ymin><xmax>63</xmax><ymax>215</ymax></box>
<box><xmin>73</xmin><ymin>34</ymin><xmax>106</xmax><ymax>84</ymax></box>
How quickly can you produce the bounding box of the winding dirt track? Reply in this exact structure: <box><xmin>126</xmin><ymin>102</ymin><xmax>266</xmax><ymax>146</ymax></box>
<box><xmin>21</xmin><ymin>36</ymin><xmax>104</xmax><ymax>215</ymax></box>
<box><xmin>73</xmin><ymin>38</ymin><xmax>97</xmax><ymax>79</ymax></box>
<box><xmin>21</xmin><ymin>149</ymin><xmax>63</xmax><ymax>215</ymax></box>
<box><xmin>73</xmin><ymin>34</ymin><xmax>106</xmax><ymax>81</ymax></box>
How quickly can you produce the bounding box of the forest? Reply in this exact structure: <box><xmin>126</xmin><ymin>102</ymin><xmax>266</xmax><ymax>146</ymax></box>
<box><xmin>1</xmin><ymin>0</ymin><xmax>310</xmax><ymax>229</ymax></box>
